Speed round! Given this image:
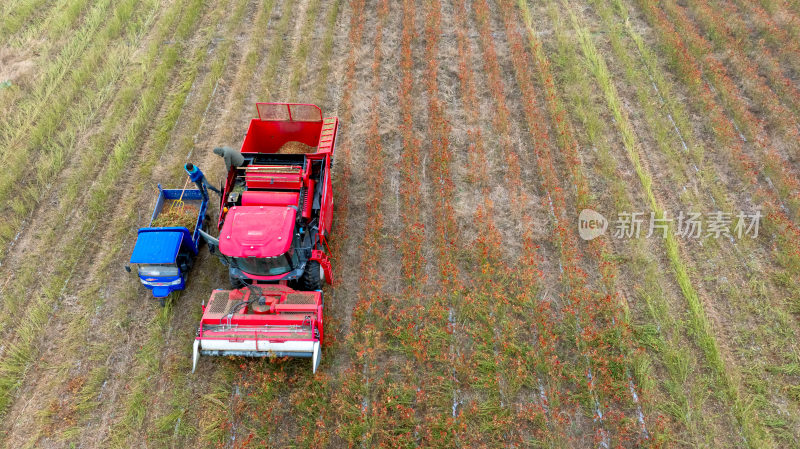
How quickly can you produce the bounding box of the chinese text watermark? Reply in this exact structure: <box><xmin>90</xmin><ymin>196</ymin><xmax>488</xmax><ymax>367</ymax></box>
<box><xmin>578</xmin><ymin>209</ymin><xmax>761</xmax><ymax>241</ymax></box>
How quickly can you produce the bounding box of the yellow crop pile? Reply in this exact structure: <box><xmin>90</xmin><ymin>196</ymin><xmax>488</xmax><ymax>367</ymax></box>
<box><xmin>278</xmin><ymin>141</ymin><xmax>316</xmax><ymax>154</ymax></box>
<box><xmin>152</xmin><ymin>202</ymin><xmax>199</xmax><ymax>229</ymax></box>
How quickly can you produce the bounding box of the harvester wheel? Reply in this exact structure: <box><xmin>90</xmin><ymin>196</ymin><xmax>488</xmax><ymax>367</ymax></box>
<box><xmin>299</xmin><ymin>260</ymin><xmax>322</xmax><ymax>291</ymax></box>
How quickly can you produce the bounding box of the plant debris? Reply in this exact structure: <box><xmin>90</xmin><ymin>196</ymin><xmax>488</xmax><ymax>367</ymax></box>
<box><xmin>152</xmin><ymin>203</ymin><xmax>199</xmax><ymax>229</ymax></box>
<box><xmin>277</xmin><ymin>141</ymin><xmax>316</xmax><ymax>154</ymax></box>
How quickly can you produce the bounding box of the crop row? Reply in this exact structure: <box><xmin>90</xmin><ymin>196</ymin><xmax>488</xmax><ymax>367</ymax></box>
<box><xmin>0</xmin><ymin>0</ymin><xmax>50</xmax><ymax>38</ymax></box>
<box><xmin>0</xmin><ymin>0</ymin><xmax>188</xmax><ymax>328</ymax></box>
<box><xmin>64</xmin><ymin>2</ymin><xmax>229</xmax><ymax>445</ymax></box>
<box><xmin>0</xmin><ymin>2</ymin><xmax>167</xmax><ymax>329</ymax></box>
<box><xmin>511</xmin><ymin>0</ymin><xmax>658</xmax><ymax>445</ymax></box>
<box><xmin>482</xmin><ymin>1</ymin><xmax>575</xmax><ymax>445</ymax></box>
<box><xmin>565</xmin><ymin>2</ymin><xmax>720</xmax><ymax>445</ymax></box>
<box><xmin>711</xmin><ymin>0</ymin><xmax>800</xmax><ymax>114</ymax></box>
<box><xmin>597</xmin><ymin>1</ymin><xmax>800</xmax><ymax>444</ymax></box>
<box><xmin>589</xmin><ymin>1</ymin><xmax>798</xmax><ymax>447</ymax></box>
<box><xmin>287</xmin><ymin>0</ymin><xmax>321</xmax><ymax>100</ymax></box>
<box><xmin>460</xmin><ymin>0</ymin><xmax>597</xmax><ymax>445</ymax></box>
<box><xmin>274</xmin><ymin>0</ymin><xmax>367</xmax><ymax>442</ymax></box>
<box><xmin>331</xmin><ymin>1</ymin><xmax>416</xmax><ymax>445</ymax></box>
<box><xmin>586</xmin><ymin>0</ymin><xmax>792</xmax><ymax>443</ymax></box>
<box><xmin>422</xmin><ymin>0</ymin><xmax>464</xmax><ymax>444</ymax></box>
<box><xmin>0</xmin><ymin>0</ymin><xmax>111</xmax><ymax>149</ymax></box>
<box><xmin>312</xmin><ymin>0</ymin><xmax>341</xmax><ymax>103</ymax></box>
<box><xmin>629</xmin><ymin>0</ymin><xmax>800</xmax><ymax>300</ymax></box>
<box><xmin>653</xmin><ymin>1</ymin><xmax>800</xmax><ymax>219</ymax></box>
<box><xmin>4</xmin><ymin>0</ymin><xmax>90</xmax><ymax>52</ymax></box>
<box><xmin>584</xmin><ymin>1</ymin><xmax>736</xmax><ymax>443</ymax></box>
<box><xmin>388</xmin><ymin>0</ymin><xmax>428</xmax><ymax>408</ymax></box>
<box><xmin>678</xmin><ymin>0</ymin><xmax>800</xmax><ymax>159</ymax></box>
<box><xmin>575</xmin><ymin>0</ymin><xmax>773</xmax><ymax>444</ymax></box>
<box><xmin>449</xmin><ymin>1</ymin><xmax>520</xmax><ymax>444</ymax></box>
<box><xmin>387</xmin><ymin>0</ymin><xmax>471</xmax><ymax>444</ymax></box>
<box><xmin>59</xmin><ymin>1</ymin><xmax>237</xmax><ymax>442</ymax></box>
<box><xmin>571</xmin><ymin>3</ymin><xmax>767</xmax><ymax>445</ymax></box>
<box><xmin>730</xmin><ymin>0</ymin><xmax>800</xmax><ymax>75</ymax></box>
<box><xmin>759</xmin><ymin>0</ymin><xmax>800</xmax><ymax>39</ymax></box>
<box><xmin>645</xmin><ymin>0</ymin><xmax>800</xmax><ymax>304</ymax></box>
<box><xmin>37</xmin><ymin>0</ymin><xmax>236</xmax><ymax>441</ymax></box>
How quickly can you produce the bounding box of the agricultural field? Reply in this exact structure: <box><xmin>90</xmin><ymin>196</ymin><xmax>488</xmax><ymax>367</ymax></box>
<box><xmin>2</xmin><ymin>0</ymin><xmax>800</xmax><ymax>447</ymax></box>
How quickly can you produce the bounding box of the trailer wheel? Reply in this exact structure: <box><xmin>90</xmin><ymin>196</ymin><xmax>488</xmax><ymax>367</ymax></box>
<box><xmin>199</xmin><ymin>214</ymin><xmax>211</xmax><ymax>247</ymax></box>
<box><xmin>299</xmin><ymin>260</ymin><xmax>322</xmax><ymax>291</ymax></box>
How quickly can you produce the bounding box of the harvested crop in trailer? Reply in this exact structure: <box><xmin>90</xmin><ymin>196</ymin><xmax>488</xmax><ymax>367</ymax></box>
<box><xmin>152</xmin><ymin>203</ymin><xmax>199</xmax><ymax>229</ymax></box>
<box><xmin>278</xmin><ymin>140</ymin><xmax>316</xmax><ymax>154</ymax></box>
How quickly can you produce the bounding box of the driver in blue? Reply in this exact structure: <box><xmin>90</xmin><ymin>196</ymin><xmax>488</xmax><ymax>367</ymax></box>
<box><xmin>185</xmin><ymin>163</ymin><xmax>220</xmax><ymax>200</ymax></box>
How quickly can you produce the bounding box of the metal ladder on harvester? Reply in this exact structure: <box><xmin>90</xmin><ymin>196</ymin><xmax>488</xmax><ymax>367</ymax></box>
<box><xmin>318</xmin><ymin>117</ymin><xmax>338</xmax><ymax>162</ymax></box>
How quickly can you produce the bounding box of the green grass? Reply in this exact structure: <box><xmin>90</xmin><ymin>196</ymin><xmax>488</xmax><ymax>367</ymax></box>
<box><xmin>0</xmin><ymin>0</ymin><xmax>151</xmax><ymax>258</ymax></box>
<box><xmin>0</xmin><ymin>0</ymin><xmax>51</xmax><ymax>38</ymax></box>
<box><xmin>0</xmin><ymin>0</ymin><xmax>208</xmax><ymax>423</ymax></box>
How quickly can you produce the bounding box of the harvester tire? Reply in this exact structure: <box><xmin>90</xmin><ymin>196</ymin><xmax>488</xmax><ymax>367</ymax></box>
<box><xmin>299</xmin><ymin>260</ymin><xmax>322</xmax><ymax>291</ymax></box>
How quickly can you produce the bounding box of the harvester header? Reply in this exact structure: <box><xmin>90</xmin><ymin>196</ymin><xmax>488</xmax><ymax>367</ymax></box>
<box><xmin>192</xmin><ymin>284</ymin><xmax>323</xmax><ymax>373</ymax></box>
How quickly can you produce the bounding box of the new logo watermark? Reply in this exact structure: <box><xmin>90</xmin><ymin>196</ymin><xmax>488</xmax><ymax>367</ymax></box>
<box><xmin>578</xmin><ymin>209</ymin><xmax>761</xmax><ymax>241</ymax></box>
<box><xmin>578</xmin><ymin>209</ymin><xmax>608</xmax><ymax>241</ymax></box>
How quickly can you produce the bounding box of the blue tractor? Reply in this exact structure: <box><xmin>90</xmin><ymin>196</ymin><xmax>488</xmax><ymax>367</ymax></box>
<box><xmin>127</xmin><ymin>164</ymin><xmax>216</xmax><ymax>305</ymax></box>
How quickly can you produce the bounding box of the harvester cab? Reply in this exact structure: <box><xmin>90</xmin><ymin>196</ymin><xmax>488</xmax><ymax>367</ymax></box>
<box><xmin>213</xmin><ymin>103</ymin><xmax>336</xmax><ymax>290</ymax></box>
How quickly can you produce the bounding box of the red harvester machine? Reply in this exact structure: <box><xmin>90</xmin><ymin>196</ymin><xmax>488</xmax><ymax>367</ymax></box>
<box><xmin>193</xmin><ymin>103</ymin><xmax>337</xmax><ymax>373</ymax></box>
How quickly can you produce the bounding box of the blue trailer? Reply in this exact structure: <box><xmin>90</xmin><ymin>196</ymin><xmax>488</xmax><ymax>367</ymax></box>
<box><xmin>128</xmin><ymin>181</ymin><xmax>210</xmax><ymax>305</ymax></box>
